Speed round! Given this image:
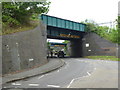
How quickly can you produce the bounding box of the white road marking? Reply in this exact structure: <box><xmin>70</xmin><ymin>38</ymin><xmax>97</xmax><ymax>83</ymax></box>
<box><xmin>29</xmin><ymin>84</ymin><xmax>39</xmax><ymax>86</ymax></box>
<box><xmin>12</xmin><ymin>83</ymin><xmax>21</xmax><ymax>86</ymax></box>
<box><xmin>67</xmin><ymin>79</ymin><xmax>75</xmax><ymax>88</ymax></box>
<box><xmin>38</xmin><ymin>75</ymin><xmax>44</xmax><ymax>79</ymax></box>
<box><xmin>87</xmin><ymin>72</ymin><xmax>91</xmax><ymax>76</ymax></box>
<box><xmin>67</xmin><ymin>72</ymin><xmax>93</xmax><ymax>88</ymax></box>
<box><xmin>47</xmin><ymin>85</ymin><xmax>60</xmax><ymax>88</ymax></box>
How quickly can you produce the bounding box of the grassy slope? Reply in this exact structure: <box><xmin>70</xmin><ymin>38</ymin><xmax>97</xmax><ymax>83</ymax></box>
<box><xmin>1</xmin><ymin>20</ymin><xmax>39</xmax><ymax>35</ymax></box>
<box><xmin>85</xmin><ymin>56</ymin><xmax>120</xmax><ymax>61</ymax></box>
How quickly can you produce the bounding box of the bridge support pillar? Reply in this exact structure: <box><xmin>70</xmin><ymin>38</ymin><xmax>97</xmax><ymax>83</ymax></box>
<box><xmin>69</xmin><ymin>39</ymin><xmax>83</xmax><ymax>57</ymax></box>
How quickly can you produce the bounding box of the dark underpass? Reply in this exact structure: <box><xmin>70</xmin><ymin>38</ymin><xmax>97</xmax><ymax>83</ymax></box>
<box><xmin>41</xmin><ymin>14</ymin><xmax>86</xmax><ymax>58</ymax></box>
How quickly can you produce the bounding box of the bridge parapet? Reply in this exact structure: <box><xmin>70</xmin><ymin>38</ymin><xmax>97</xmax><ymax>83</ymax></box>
<box><xmin>40</xmin><ymin>14</ymin><xmax>86</xmax><ymax>32</ymax></box>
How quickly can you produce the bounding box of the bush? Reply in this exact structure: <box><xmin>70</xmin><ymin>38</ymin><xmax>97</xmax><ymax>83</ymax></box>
<box><xmin>2</xmin><ymin>2</ymin><xmax>50</xmax><ymax>28</ymax></box>
<box><xmin>3</xmin><ymin>15</ymin><xmax>20</xmax><ymax>27</ymax></box>
<box><xmin>83</xmin><ymin>19</ymin><xmax>119</xmax><ymax>44</ymax></box>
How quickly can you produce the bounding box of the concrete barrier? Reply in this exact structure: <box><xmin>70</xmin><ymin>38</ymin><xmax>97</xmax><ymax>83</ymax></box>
<box><xmin>2</xmin><ymin>22</ymin><xmax>48</xmax><ymax>75</ymax></box>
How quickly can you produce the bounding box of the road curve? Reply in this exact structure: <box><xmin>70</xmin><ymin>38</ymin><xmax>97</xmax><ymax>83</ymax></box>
<box><xmin>2</xmin><ymin>58</ymin><xmax>118</xmax><ymax>88</ymax></box>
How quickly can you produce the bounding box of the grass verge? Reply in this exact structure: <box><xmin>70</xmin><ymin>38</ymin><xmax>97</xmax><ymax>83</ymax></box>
<box><xmin>85</xmin><ymin>56</ymin><xmax>120</xmax><ymax>61</ymax></box>
<box><xmin>1</xmin><ymin>20</ymin><xmax>39</xmax><ymax>35</ymax></box>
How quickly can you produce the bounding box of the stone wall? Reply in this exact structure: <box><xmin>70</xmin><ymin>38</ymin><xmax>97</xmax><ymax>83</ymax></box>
<box><xmin>82</xmin><ymin>32</ymin><xmax>119</xmax><ymax>57</ymax></box>
<box><xmin>2</xmin><ymin>22</ymin><xmax>48</xmax><ymax>75</ymax></box>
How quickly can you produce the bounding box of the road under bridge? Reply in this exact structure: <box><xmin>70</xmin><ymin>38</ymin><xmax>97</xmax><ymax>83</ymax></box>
<box><xmin>41</xmin><ymin>14</ymin><xmax>86</xmax><ymax>57</ymax></box>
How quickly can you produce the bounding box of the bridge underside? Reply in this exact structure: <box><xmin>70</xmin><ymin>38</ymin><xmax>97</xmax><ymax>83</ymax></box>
<box><xmin>47</xmin><ymin>26</ymin><xmax>85</xmax><ymax>57</ymax></box>
<box><xmin>47</xmin><ymin>26</ymin><xmax>85</xmax><ymax>40</ymax></box>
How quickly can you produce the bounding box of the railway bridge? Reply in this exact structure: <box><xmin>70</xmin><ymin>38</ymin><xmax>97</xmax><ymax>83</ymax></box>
<box><xmin>41</xmin><ymin>14</ymin><xmax>86</xmax><ymax>57</ymax></box>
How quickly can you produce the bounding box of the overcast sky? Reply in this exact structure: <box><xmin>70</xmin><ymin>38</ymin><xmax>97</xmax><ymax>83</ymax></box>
<box><xmin>47</xmin><ymin>0</ymin><xmax>119</xmax><ymax>43</ymax></box>
<box><xmin>48</xmin><ymin>0</ymin><xmax>119</xmax><ymax>23</ymax></box>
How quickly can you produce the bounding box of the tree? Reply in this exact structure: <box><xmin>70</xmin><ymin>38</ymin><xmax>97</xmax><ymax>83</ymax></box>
<box><xmin>81</xmin><ymin>19</ymin><xmax>98</xmax><ymax>32</ymax></box>
<box><xmin>118</xmin><ymin>16</ymin><xmax>120</xmax><ymax>44</ymax></box>
<box><xmin>63</xmin><ymin>40</ymin><xmax>70</xmax><ymax>55</ymax></box>
<box><xmin>63</xmin><ymin>40</ymin><xmax>70</xmax><ymax>44</ymax></box>
<box><xmin>2</xmin><ymin>2</ymin><xmax>51</xmax><ymax>27</ymax></box>
<box><xmin>118</xmin><ymin>16</ymin><xmax>120</xmax><ymax>28</ymax></box>
<box><xmin>82</xmin><ymin>19</ymin><xmax>119</xmax><ymax>44</ymax></box>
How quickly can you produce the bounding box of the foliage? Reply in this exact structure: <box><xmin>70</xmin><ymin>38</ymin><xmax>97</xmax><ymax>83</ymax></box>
<box><xmin>63</xmin><ymin>40</ymin><xmax>70</xmax><ymax>55</ymax></box>
<box><xmin>108</xmin><ymin>29</ymin><xmax>119</xmax><ymax>43</ymax></box>
<box><xmin>2</xmin><ymin>23</ymin><xmax>38</xmax><ymax>35</ymax></box>
<box><xmin>118</xmin><ymin>16</ymin><xmax>120</xmax><ymax>28</ymax></box>
<box><xmin>2</xmin><ymin>2</ymin><xmax>50</xmax><ymax>28</ymax></box>
<box><xmin>63</xmin><ymin>40</ymin><xmax>70</xmax><ymax>44</ymax></box>
<box><xmin>47</xmin><ymin>41</ymin><xmax>51</xmax><ymax>50</ymax></box>
<box><xmin>82</xmin><ymin>19</ymin><xmax>119</xmax><ymax>44</ymax></box>
<box><xmin>82</xmin><ymin>19</ymin><xmax>98</xmax><ymax>32</ymax></box>
<box><xmin>118</xmin><ymin>16</ymin><xmax>120</xmax><ymax>44</ymax></box>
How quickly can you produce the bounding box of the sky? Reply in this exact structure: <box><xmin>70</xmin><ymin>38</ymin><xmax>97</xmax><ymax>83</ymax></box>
<box><xmin>47</xmin><ymin>0</ymin><xmax>119</xmax><ymax>43</ymax></box>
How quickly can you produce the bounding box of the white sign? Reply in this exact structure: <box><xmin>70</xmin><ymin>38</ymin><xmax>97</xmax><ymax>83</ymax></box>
<box><xmin>86</xmin><ymin>43</ymin><xmax>89</xmax><ymax>47</ymax></box>
<box><xmin>29</xmin><ymin>58</ymin><xmax>34</xmax><ymax>62</ymax></box>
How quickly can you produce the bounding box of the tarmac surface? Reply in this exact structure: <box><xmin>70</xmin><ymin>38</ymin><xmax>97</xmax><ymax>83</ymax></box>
<box><xmin>2</xmin><ymin>58</ymin><xmax>118</xmax><ymax>89</ymax></box>
<box><xmin>65</xmin><ymin>58</ymin><xmax>118</xmax><ymax>88</ymax></box>
<box><xmin>1</xmin><ymin>58</ymin><xmax>65</xmax><ymax>85</ymax></box>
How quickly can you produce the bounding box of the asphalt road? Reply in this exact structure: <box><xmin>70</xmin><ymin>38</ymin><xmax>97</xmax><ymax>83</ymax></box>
<box><xmin>2</xmin><ymin>58</ymin><xmax>118</xmax><ymax>88</ymax></box>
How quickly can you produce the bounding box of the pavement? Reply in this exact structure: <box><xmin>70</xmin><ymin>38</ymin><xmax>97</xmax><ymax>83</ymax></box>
<box><xmin>2</xmin><ymin>58</ymin><xmax>92</xmax><ymax>88</ymax></box>
<box><xmin>1</xmin><ymin>58</ymin><xmax>65</xmax><ymax>85</ymax></box>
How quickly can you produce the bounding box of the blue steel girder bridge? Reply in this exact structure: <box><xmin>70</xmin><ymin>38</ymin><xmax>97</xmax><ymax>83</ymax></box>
<box><xmin>41</xmin><ymin>14</ymin><xmax>86</xmax><ymax>40</ymax></box>
<box><xmin>41</xmin><ymin>14</ymin><xmax>86</xmax><ymax>57</ymax></box>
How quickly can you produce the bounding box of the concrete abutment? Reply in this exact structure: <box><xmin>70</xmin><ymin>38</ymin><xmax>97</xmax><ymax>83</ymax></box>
<box><xmin>69</xmin><ymin>39</ymin><xmax>83</xmax><ymax>57</ymax></box>
<box><xmin>2</xmin><ymin>22</ymin><xmax>48</xmax><ymax>75</ymax></box>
